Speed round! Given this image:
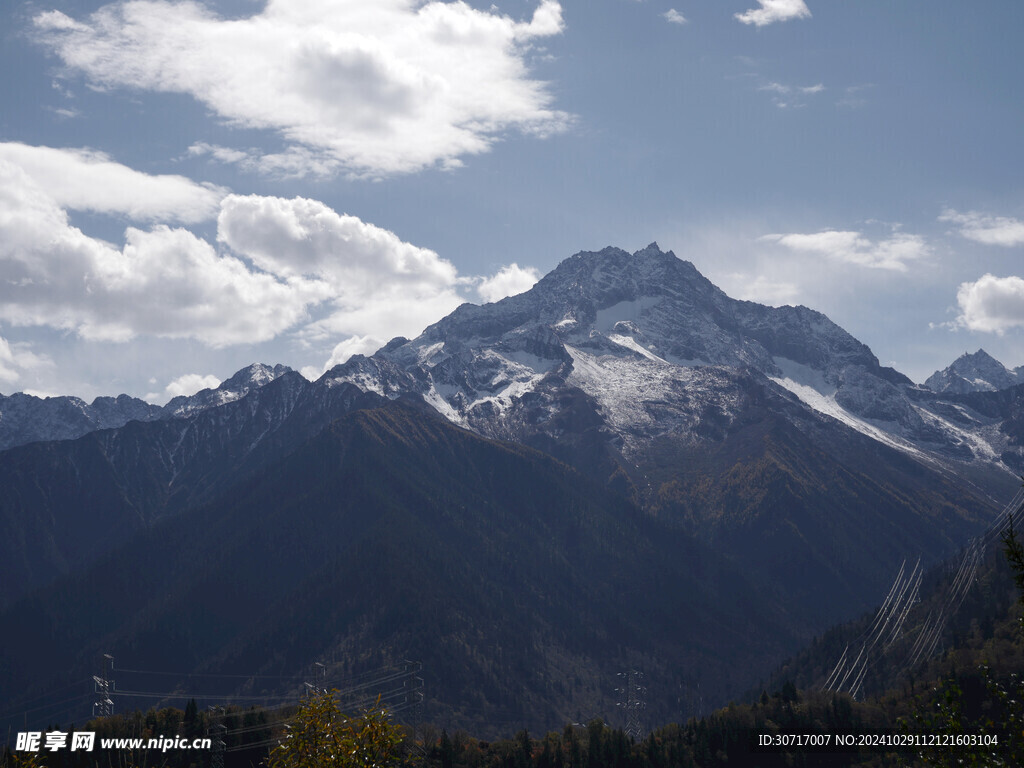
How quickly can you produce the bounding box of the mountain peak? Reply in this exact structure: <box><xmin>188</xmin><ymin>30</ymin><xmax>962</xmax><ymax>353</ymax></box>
<box><xmin>532</xmin><ymin>243</ymin><xmax>721</xmax><ymax>309</ymax></box>
<box><xmin>220</xmin><ymin>363</ymin><xmax>292</xmax><ymax>394</ymax></box>
<box><xmin>162</xmin><ymin>363</ymin><xmax>293</xmax><ymax>418</ymax></box>
<box><xmin>924</xmin><ymin>349</ymin><xmax>1021</xmax><ymax>393</ymax></box>
<box><xmin>957</xmin><ymin>349</ymin><xmax>999</xmax><ymax>366</ymax></box>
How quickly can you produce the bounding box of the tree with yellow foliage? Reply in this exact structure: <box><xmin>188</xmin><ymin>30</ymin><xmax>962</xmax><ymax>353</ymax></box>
<box><xmin>267</xmin><ymin>691</ymin><xmax>409</xmax><ymax>768</ymax></box>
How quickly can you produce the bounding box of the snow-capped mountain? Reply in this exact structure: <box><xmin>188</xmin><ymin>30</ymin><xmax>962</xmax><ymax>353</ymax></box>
<box><xmin>924</xmin><ymin>349</ymin><xmax>1024</xmax><ymax>394</ymax></box>
<box><xmin>324</xmin><ymin>243</ymin><xmax>1020</xmax><ymax>483</ymax></box>
<box><xmin>161</xmin><ymin>363</ymin><xmax>293</xmax><ymax>418</ymax></box>
<box><xmin>1</xmin><ymin>244</ymin><xmax>1017</xmax><ymax>618</ymax></box>
<box><xmin>0</xmin><ymin>363</ymin><xmax>292</xmax><ymax>451</ymax></box>
<box><xmin>1</xmin><ymin>242</ymin><xmax>1015</xmax><ymax>725</ymax></box>
<box><xmin>305</xmin><ymin>242</ymin><xmax>1018</xmax><ymax>624</ymax></box>
<box><xmin>0</xmin><ymin>392</ymin><xmax>162</xmax><ymax>451</ymax></box>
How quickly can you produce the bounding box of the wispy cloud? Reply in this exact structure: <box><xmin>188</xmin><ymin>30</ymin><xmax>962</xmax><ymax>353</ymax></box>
<box><xmin>663</xmin><ymin>9</ymin><xmax>687</xmax><ymax>25</ymax></box>
<box><xmin>757</xmin><ymin>80</ymin><xmax>825</xmax><ymax>108</ymax></box>
<box><xmin>762</xmin><ymin>230</ymin><xmax>930</xmax><ymax>271</ymax></box>
<box><xmin>950</xmin><ymin>274</ymin><xmax>1024</xmax><ymax>333</ymax></box>
<box><xmin>0</xmin><ymin>142</ymin><xmax>226</xmax><ymax>223</ymax></box>
<box><xmin>939</xmin><ymin>209</ymin><xmax>1024</xmax><ymax>247</ymax></box>
<box><xmin>34</xmin><ymin>0</ymin><xmax>572</xmax><ymax>178</ymax></box>
<box><xmin>726</xmin><ymin>274</ymin><xmax>800</xmax><ymax>306</ymax></box>
<box><xmin>735</xmin><ymin>0</ymin><xmax>811</xmax><ymax>27</ymax></box>
<box><xmin>837</xmin><ymin>84</ymin><xmax>873</xmax><ymax>109</ymax></box>
<box><xmin>0</xmin><ymin>336</ymin><xmax>52</xmax><ymax>387</ymax></box>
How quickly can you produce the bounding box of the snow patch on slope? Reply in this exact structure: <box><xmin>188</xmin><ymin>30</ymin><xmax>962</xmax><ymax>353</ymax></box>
<box><xmin>770</xmin><ymin>357</ymin><xmax>928</xmax><ymax>460</ymax></box>
<box><xmin>564</xmin><ymin>343</ymin><xmax>740</xmax><ymax>451</ymax></box>
<box><xmin>594</xmin><ymin>298</ymin><xmax>662</xmax><ymax>332</ymax></box>
<box><xmin>607</xmin><ymin>334</ymin><xmax>669</xmax><ymax>363</ymax></box>
<box><xmin>913</xmin><ymin>405</ymin><xmax>1002</xmax><ymax>463</ymax></box>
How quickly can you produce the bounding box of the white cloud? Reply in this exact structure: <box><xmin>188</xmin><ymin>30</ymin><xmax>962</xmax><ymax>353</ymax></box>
<box><xmin>953</xmin><ymin>274</ymin><xmax>1024</xmax><ymax>334</ymax></box>
<box><xmin>757</xmin><ymin>81</ymin><xmax>824</xmax><ymax>108</ymax></box>
<box><xmin>0</xmin><ymin>142</ymin><xmax>226</xmax><ymax>223</ymax></box>
<box><xmin>939</xmin><ymin>209</ymin><xmax>1024</xmax><ymax>247</ymax></box>
<box><xmin>217</xmin><ymin>194</ymin><xmax>466</xmax><ymax>343</ymax></box>
<box><xmin>475</xmin><ymin>263</ymin><xmax>541</xmax><ymax>303</ymax></box>
<box><xmin>727</xmin><ymin>274</ymin><xmax>800</xmax><ymax>306</ymax></box>
<box><xmin>736</xmin><ymin>0</ymin><xmax>810</xmax><ymax>27</ymax></box>
<box><xmin>0</xmin><ymin>336</ymin><xmax>52</xmax><ymax>387</ymax></box>
<box><xmin>310</xmin><ymin>334</ymin><xmax>387</xmax><ymax>377</ymax></box>
<box><xmin>35</xmin><ymin>0</ymin><xmax>572</xmax><ymax>178</ymax></box>
<box><xmin>0</xmin><ymin>159</ymin><xmax>328</xmax><ymax>346</ymax></box>
<box><xmin>663</xmin><ymin>9</ymin><xmax>687</xmax><ymax>25</ymax></box>
<box><xmin>0</xmin><ymin>149</ymin><xmax>546</xmax><ymax>368</ymax></box>
<box><xmin>187</xmin><ymin>142</ymin><xmax>252</xmax><ymax>167</ymax></box>
<box><xmin>164</xmin><ymin>373</ymin><xmax>221</xmax><ymax>398</ymax></box>
<box><xmin>762</xmin><ymin>230</ymin><xmax>930</xmax><ymax>271</ymax></box>
<box><xmin>301</xmin><ymin>260</ymin><xmax>543</xmax><ymax>374</ymax></box>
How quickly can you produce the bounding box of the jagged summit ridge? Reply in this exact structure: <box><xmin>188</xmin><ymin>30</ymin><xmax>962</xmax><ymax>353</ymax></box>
<box><xmin>4</xmin><ymin>244</ymin><xmax>1022</xmax><ymax>479</ymax></box>
<box><xmin>375</xmin><ymin>242</ymin><xmax>884</xmax><ymax>377</ymax></box>
<box><xmin>318</xmin><ymin>243</ymin><xmax>987</xmax><ymax>467</ymax></box>
<box><xmin>0</xmin><ymin>362</ymin><xmax>294</xmax><ymax>451</ymax></box>
<box><xmin>924</xmin><ymin>349</ymin><xmax>1023</xmax><ymax>394</ymax></box>
<box><xmin>163</xmin><ymin>363</ymin><xmax>293</xmax><ymax>418</ymax></box>
<box><xmin>311</xmin><ymin>242</ymin><xmax>1021</xmax><ymax>477</ymax></box>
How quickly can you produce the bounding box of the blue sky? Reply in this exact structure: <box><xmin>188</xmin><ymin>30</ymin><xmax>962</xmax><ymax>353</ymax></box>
<box><xmin>1</xmin><ymin>0</ymin><xmax>1023</xmax><ymax>401</ymax></box>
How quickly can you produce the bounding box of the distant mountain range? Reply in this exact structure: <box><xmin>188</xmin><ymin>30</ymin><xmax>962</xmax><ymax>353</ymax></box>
<box><xmin>0</xmin><ymin>363</ymin><xmax>292</xmax><ymax>451</ymax></box>
<box><xmin>1</xmin><ymin>243</ymin><xmax>1020</xmax><ymax>736</ymax></box>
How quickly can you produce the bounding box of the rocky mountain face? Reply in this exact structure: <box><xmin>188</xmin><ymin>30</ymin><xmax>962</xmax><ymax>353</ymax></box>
<box><xmin>0</xmin><ymin>363</ymin><xmax>292</xmax><ymax>451</ymax></box>
<box><xmin>326</xmin><ymin>244</ymin><xmax>1019</xmax><ymax>482</ymax></box>
<box><xmin>1</xmin><ymin>243</ymin><xmax>1019</xmax><ymax>734</ymax></box>
<box><xmin>3</xmin><ymin>245</ymin><xmax>1016</xmax><ymax>613</ymax></box>
<box><xmin>0</xmin><ymin>371</ymin><xmax>388</xmax><ymax>607</ymax></box>
<box><xmin>316</xmin><ymin>243</ymin><xmax>1016</xmax><ymax>621</ymax></box>
<box><xmin>924</xmin><ymin>349</ymin><xmax>1024</xmax><ymax>394</ymax></box>
<box><xmin>0</xmin><ymin>391</ymin><xmax>162</xmax><ymax>451</ymax></box>
<box><xmin>0</xmin><ymin>403</ymin><xmax>797</xmax><ymax>737</ymax></box>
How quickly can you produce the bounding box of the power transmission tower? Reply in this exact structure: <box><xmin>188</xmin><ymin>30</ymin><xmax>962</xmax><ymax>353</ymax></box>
<box><xmin>304</xmin><ymin>662</ymin><xmax>327</xmax><ymax>696</ymax></box>
<box><xmin>616</xmin><ymin>670</ymin><xmax>646</xmax><ymax>741</ymax></box>
<box><xmin>208</xmin><ymin>707</ymin><xmax>226</xmax><ymax>768</ymax></box>
<box><xmin>92</xmin><ymin>654</ymin><xmax>114</xmax><ymax>718</ymax></box>
<box><xmin>402</xmin><ymin>660</ymin><xmax>424</xmax><ymax>737</ymax></box>
<box><xmin>209</xmin><ymin>724</ymin><xmax>227</xmax><ymax>768</ymax></box>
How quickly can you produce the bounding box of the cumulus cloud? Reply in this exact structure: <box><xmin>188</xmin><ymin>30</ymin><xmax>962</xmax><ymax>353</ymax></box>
<box><xmin>0</xmin><ymin>150</ymin><xmax>544</xmax><ymax>363</ymax></box>
<box><xmin>735</xmin><ymin>0</ymin><xmax>811</xmax><ymax>26</ymax></box>
<box><xmin>939</xmin><ymin>209</ymin><xmax>1024</xmax><ymax>247</ymax></box>
<box><xmin>762</xmin><ymin>230</ymin><xmax>930</xmax><ymax>271</ymax></box>
<box><xmin>165</xmin><ymin>373</ymin><xmax>221</xmax><ymax>398</ymax></box>
<box><xmin>145</xmin><ymin>372</ymin><xmax>222</xmax><ymax>403</ymax></box>
<box><xmin>663</xmin><ymin>9</ymin><xmax>687</xmax><ymax>25</ymax></box>
<box><xmin>475</xmin><ymin>263</ymin><xmax>541</xmax><ymax>303</ymax></box>
<box><xmin>300</xmin><ymin>334</ymin><xmax>387</xmax><ymax>379</ymax></box>
<box><xmin>35</xmin><ymin>0</ymin><xmax>571</xmax><ymax>178</ymax></box>
<box><xmin>952</xmin><ymin>274</ymin><xmax>1024</xmax><ymax>334</ymax></box>
<box><xmin>0</xmin><ymin>336</ymin><xmax>52</xmax><ymax>387</ymax></box>
<box><xmin>0</xmin><ymin>159</ymin><xmax>328</xmax><ymax>345</ymax></box>
<box><xmin>217</xmin><ymin>193</ymin><xmax>466</xmax><ymax>343</ymax></box>
<box><xmin>0</xmin><ymin>142</ymin><xmax>225</xmax><ymax>223</ymax></box>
